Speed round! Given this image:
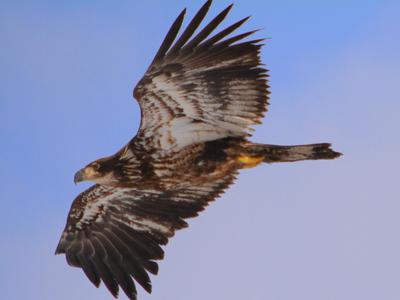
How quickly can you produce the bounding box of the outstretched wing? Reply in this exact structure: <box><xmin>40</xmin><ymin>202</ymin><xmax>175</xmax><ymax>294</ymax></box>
<box><xmin>55</xmin><ymin>173</ymin><xmax>236</xmax><ymax>300</ymax></box>
<box><xmin>133</xmin><ymin>0</ymin><xmax>269</xmax><ymax>151</ymax></box>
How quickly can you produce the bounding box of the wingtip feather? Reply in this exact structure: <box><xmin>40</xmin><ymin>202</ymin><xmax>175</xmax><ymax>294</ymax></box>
<box><xmin>168</xmin><ymin>0</ymin><xmax>213</xmax><ymax>56</ymax></box>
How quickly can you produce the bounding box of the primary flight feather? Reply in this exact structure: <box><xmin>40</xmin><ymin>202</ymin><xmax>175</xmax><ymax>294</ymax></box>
<box><xmin>56</xmin><ymin>1</ymin><xmax>341</xmax><ymax>299</ymax></box>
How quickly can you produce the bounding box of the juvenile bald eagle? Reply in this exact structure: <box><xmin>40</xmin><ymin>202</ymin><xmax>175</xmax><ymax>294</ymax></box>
<box><xmin>56</xmin><ymin>1</ymin><xmax>341</xmax><ymax>299</ymax></box>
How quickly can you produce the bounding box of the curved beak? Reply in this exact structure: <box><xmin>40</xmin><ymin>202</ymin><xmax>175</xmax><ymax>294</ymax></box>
<box><xmin>74</xmin><ymin>169</ymin><xmax>85</xmax><ymax>185</ymax></box>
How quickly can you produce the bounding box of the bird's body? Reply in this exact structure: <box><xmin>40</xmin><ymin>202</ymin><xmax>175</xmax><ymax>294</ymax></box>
<box><xmin>77</xmin><ymin>137</ymin><xmax>339</xmax><ymax>189</ymax></box>
<box><xmin>56</xmin><ymin>1</ymin><xmax>341</xmax><ymax>299</ymax></box>
<box><xmin>85</xmin><ymin>138</ymin><xmax>240</xmax><ymax>188</ymax></box>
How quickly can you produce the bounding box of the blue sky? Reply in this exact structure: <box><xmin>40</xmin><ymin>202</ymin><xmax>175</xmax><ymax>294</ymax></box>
<box><xmin>1</xmin><ymin>0</ymin><xmax>399</xmax><ymax>299</ymax></box>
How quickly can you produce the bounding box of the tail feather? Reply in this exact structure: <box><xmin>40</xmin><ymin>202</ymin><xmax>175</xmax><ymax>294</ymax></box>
<box><xmin>242</xmin><ymin>142</ymin><xmax>342</xmax><ymax>164</ymax></box>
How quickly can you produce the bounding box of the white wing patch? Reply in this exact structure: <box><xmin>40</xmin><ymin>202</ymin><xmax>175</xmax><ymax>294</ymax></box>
<box><xmin>170</xmin><ymin>117</ymin><xmax>240</xmax><ymax>149</ymax></box>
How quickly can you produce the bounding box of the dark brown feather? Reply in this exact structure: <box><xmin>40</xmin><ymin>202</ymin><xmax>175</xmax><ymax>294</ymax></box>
<box><xmin>150</xmin><ymin>8</ymin><xmax>186</xmax><ymax>66</ymax></box>
<box><xmin>182</xmin><ymin>3</ymin><xmax>233</xmax><ymax>53</ymax></box>
<box><xmin>167</xmin><ymin>0</ymin><xmax>212</xmax><ymax>57</ymax></box>
<box><xmin>199</xmin><ymin>16</ymin><xmax>250</xmax><ymax>49</ymax></box>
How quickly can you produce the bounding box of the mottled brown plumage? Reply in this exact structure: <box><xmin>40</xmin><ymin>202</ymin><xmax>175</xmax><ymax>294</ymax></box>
<box><xmin>56</xmin><ymin>1</ymin><xmax>341</xmax><ymax>300</ymax></box>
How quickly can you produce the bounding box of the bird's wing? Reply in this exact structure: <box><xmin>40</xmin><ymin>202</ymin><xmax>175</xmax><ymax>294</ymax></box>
<box><xmin>133</xmin><ymin>0</ymin><xmax>269</xmax><ymax>152</ymax></box>
<box><xmin>55</xmin><ymin>173</ymin><xmax>236</xmax><ymax>300</ymax></box>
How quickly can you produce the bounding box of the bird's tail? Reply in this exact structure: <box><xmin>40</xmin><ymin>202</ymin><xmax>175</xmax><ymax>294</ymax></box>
<box><xmin>237</xmin><ymin>142</ymin><xmax>342</xmax><ymax>168</ymax></box>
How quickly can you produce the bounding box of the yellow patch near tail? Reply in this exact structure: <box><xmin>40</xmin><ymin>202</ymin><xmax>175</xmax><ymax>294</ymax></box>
<box><xmin>237</xmin><ymin>155</ymin><xmax>264</xmax><ymax>169</ymax></box>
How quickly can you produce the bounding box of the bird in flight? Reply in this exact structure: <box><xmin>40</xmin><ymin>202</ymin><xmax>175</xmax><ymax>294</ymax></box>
<box><xmin>56</xmin><ymin>1</ymin><xmax>341</xmax><ymax>299</ymax></box>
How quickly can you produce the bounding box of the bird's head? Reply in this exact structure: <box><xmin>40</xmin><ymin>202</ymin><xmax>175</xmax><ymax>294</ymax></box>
<box><xmin>74</xmin><ymin>158</ymin><xmax>116</xmax><ymax>185</ymax></box>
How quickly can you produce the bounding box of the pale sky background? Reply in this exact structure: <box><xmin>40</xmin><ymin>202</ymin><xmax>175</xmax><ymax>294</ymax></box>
<box><xmin>1</xmin><ymin>1</ymin><xmax>399</xmax><ymax>300</ymax></box>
